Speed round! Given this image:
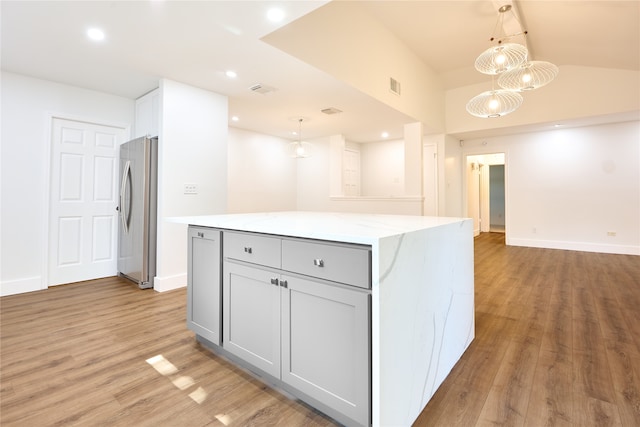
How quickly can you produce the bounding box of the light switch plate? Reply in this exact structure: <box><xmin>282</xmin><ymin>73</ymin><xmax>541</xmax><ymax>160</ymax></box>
<box><xmin>184</xmin><ymin>183</ymin><xmax>198</xmax><ymax>194</ymax></box>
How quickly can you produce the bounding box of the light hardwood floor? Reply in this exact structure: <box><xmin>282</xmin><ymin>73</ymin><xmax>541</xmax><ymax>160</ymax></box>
<box><xmin>1</xmin><ymin>233</ymin><xmax>639</xmax><ymax>426</ymax></box>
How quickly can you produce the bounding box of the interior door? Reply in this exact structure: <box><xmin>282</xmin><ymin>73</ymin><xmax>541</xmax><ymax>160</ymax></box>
<box><xmin>48</xmin><ymin>117</ymin><xmax>128</xmax><ymax>286</ymax></box>
<box><xmin>343</xmin><ymin>149</ymin><xmax>361</xmax><ymax>196</ymax></box>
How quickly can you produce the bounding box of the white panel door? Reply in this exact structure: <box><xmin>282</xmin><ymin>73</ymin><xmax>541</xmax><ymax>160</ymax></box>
<box><xmin>343</xmin><ymin>149</ymin><xmax>360</xmax><ymax>196</ymax></box>
<box><xmin>49</xmin><ymin>118</ymin><xmax>128</xmax><ymax>286</ymax></box>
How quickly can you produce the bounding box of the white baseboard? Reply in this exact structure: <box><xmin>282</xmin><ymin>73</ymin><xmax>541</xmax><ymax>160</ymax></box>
<box><xmin>1</xmin><ymin>276</ymin><xmax>45</xmax><ymax>296</ymax></box>
<box><xmin>153</xmin><ymin>273</ymin><xmax>187</xmax><ymax>292</ymax></box>
<box><xmin>507</xmin><ymin>237</ymin><xmax>640</xmax><ymax>255</ymax></box>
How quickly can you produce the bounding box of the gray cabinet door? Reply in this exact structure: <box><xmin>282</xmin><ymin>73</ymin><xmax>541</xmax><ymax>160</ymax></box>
<box><xmin>223</xmin><ymin>261</ymin><xmax>281</xmax><ymax>378</ymax></box>
<box><xmin>187</xmin><ymin>227</ymin><xmax>221</xmax><ymax>345</ymax></box>
<box><xmin>281</xmin><ymin>274</ymin><xmax>370</xmax><ymax>426</ymax></box>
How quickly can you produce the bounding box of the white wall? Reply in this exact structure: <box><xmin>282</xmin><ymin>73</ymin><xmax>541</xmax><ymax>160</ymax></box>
<box><xmin>447</xmin><ymin>66</ymin><xmax>640</xmax><ymax>136</ymax></box>
<box><xmin>0</xmin><ymin>71</ymin><xmax>135</xmax><ymax>296</ymax></box>
<box><xmin>154</xmin><ymin>79</ymin><xmax>228</xmax><ymax>292</ymax></box>
<box><xmin>458</xmin><ymin>121</ymin><xmax>640</xmax><ymax>255</ymax></box>
<box><xmin>361</xmin><ymin>139</ymin><xmax>404</xmax><ymax>197</ymax></box>
<box><xmin>227</xmin><ymin>127</ymin><xmax>297</xmax><ymax>213</ymax></box>
<box><xmin>297</xmin><ymin>137</ymin><xmax>422</xmax><ymax>215</ymax></box>
<box><xmin>296</xmin><ymin>136</ymin><xmax>332</xmax><ymax>211</ymax></box>
<box><xmin>263</xmin><ymin>1</ymin><xmax>445</xmax><ymax>133</ymax></box>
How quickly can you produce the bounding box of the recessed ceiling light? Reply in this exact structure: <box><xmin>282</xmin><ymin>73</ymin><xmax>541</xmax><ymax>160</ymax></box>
<box><xmin>87</xmin><ymin>28</ymin><xmax>105</xmax><ymax>41</ymax></box>
<box><xmin>225</xmin><ymin>70</ymin><xmax>237</xmax><ymax>79</ymax></box>
<box><xmin>267</xmin><ymin>8</ymin><xmax>285</xmax><ymax>22</ymax></box>
<box><xmin>381</xmin><ymin>132</ymin><xmax>389</xmax><ymax>138</ymax></box>
<box><xmin>231</xmin><ymin>116</ymin><xmax>239</xmax><ymax>122</ymax></box>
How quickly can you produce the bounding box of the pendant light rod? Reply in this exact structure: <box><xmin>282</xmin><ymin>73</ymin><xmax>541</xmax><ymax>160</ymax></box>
<box><xmin>289</xmin><ymin>116</ymin><xmax>312</xmax><ymax>158</ymax></box>
<box><xmin>491</xmin><ymin>1</ymin><xmax>526</xmax><ymax>43</ymax></box>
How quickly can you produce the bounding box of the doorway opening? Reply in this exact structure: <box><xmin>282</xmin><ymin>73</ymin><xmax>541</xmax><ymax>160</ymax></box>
<box><xmin>466</xmin><ymin>153</ymin><xmax>505</xmax><ymax>237</ymax></box>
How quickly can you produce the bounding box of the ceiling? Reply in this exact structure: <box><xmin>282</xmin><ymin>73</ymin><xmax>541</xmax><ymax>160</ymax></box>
<box><xmin>2</xmin><ymin>1</ymin><xmax>638</xmax><ymax>142</ymax></box>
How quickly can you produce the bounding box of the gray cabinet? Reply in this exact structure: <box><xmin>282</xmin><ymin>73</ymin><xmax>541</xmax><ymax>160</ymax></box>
<box><xmin>281</xmin><ymin>238</ymin><xmax>370</xmax><ymax>289</ymax></box>
<box><xmin>187</xmin><ymin>227</ymin><xmax>221</xmax><ymax>345</ymax></box>
<box><xmin>185</xmin><ymin>227</ymin><xmax>371</xmax><ymax>426</ymax></box>
<box><xmin>223</xmin><ymin>261</ymin><xmax>281</xmax><ymax>378</ymax></box>
<box><xmin>281</xmin><ymin>273</ymin><xmax>370</xmax><ymax>426</ymax></box>
<box><xmin>222</xmin><ymin>230</ymin><xmax>371</xmax><ymax>426</ymax></box>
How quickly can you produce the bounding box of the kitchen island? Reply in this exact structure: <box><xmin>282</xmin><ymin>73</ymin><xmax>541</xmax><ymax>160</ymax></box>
<box><xmin>177</xmin><ymin>211</ymin><xmax>474</xmax><ymax>427</ymax></box>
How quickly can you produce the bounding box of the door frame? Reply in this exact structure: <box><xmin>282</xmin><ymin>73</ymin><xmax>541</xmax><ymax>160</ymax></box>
<box><xmin>462</xmin><ymin>149</ymin><xmax>508</xmax><ymax>239</ymax></box>
<box><xmin>43</xmin><ymin>112</ymin><xmax>130</xmax><ymax>289</ymax></box>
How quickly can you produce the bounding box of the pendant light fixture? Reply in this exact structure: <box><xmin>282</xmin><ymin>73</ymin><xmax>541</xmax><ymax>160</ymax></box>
<box><xmin>466</xmin><ymin>88</ymin><xmax>524</xmax><ymax>118</ymax></box>
<box><xmin>466</xmin><ymin>74</ymin><xmax>523</xmax><ymax>118</ymax></box>
<box><xmin>498</xmin><ymin>60</ymin><xmax>559</xmax><ymax>91</ymax></box>
<box><xmin>475</xmin><ymin>42</ymin><xmax>528</xmax><ymax>75</ymax></box>
<box><xmin>288</xmin><ymin>118</ymin><xmax>312</xmax><ymax>158</ymax></box>
<box><xmin>467</xmin><ymin>3</ymin><xmax>557</xmax><ymax>118</ymax></box>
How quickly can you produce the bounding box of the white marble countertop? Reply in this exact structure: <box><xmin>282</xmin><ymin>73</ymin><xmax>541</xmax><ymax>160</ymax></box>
<box><xmin>170</xmin><ymin>211</ymin><xmax>468</xmax><ymax>245</ymax></box>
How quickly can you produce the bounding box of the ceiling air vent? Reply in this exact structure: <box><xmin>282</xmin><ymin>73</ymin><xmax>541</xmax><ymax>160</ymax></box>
<box><xmin>389</xmin><ymin>77</ymin><xmax>401</xmax><ymax>96</ymax></box>
<box><xmin>321</xmin><ymin>107</ymin><xmax>342</xmax><ymax>115</ymax></box>
<box><xmin>249</xmin><ymin>83</ymin><xmax>276</xmax><ymax>94</ymax></box>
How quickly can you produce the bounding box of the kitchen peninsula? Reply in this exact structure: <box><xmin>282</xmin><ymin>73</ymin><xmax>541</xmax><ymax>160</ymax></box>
<box><xmin>177</xmin><ymin>211</ymin><xmax>474</xmax><ymax>427</ymax></box>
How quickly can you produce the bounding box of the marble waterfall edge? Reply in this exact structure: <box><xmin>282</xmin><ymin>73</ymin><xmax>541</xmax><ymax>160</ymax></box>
<box><xmin>374</xmin><ymin>220</ymin><xmax>474</xmax><ymax>424</ymax></box>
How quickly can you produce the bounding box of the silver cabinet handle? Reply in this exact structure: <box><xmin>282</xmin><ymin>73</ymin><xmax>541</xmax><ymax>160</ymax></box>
<box><xmin>244</xmin><ymin>247</ymin><xmax>252</xmax><ymax>254</ymax></box>
<box><xmin>314</xmin><ymin>259</ymin><xmax>324</xmax><ymax>267</ymax></box>
<box><xmin>280</xmin><ymin>280</ymin><xmax>288</xmax><ymax>288</ymax></box>
<box><xmin>197</xmin><ymin>232</ymin><xmax>204</xmax><ymax>238</ymax></box>
<box><xmin>270</xmin><ymin>278</ymin><xmax>279</xmax><ymax>286</ymax></box>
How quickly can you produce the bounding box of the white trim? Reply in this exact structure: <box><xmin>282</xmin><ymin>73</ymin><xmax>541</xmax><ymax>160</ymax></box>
<box><xmin>153</xmin><ymin>273</ymin><xmax>187</xmax><ymax>292</ymax></box>
<box><xmin>41</xmin><ymin>113</ymin><xmax>54</xmax><ymax>291</ymax></box>
<box><xmin>507</xmin><ymin>237</ymin><xmax>640</xmax><ymax>256</ymax></box>
<box><xmin>1</xmin><ymin>277</ymin><xmax>42</xmax><ymax>296</ymax></box>
<box><xmin>329</xmin><ymin>196</ymin><xmax>423</xmax><ymax>202</ymax></box>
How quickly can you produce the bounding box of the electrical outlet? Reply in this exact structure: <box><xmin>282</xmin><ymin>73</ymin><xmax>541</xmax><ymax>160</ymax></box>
<box><xmin>183</xmin><ymin>183</ymin><xmax>198</xmax><ymax>195</ymax></box>
<box><xmin>532</xmin><ymin>227</ymin><xmax>537</xmax><ymax>234</ymax></box>
<box><xmin>607</xmin><ymin>231</ymin><xmax>616</xmax><ymax>237</ymax></box>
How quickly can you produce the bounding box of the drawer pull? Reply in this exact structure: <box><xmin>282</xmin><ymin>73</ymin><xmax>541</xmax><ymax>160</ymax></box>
<box><xmin>279</xmin><ymin>280</ymin><xmax>288</xmax><ymax>289</ymax></box>
<box><xmin>244</xmin><ymin>247</ymin><xmax>252</xmax><ymax>254</ymax></box>
<box><xmin>197</xmin><ymin>232</ymin><xmax>204</xmax><ymax>238</ymax></box>
<box><xmin>313</xmin><ymin>258</ymin><xmax>324</xmax><ymax>267</ymax></box>
<box><xmin>270</xmin><ymin>278</ymin><xmax>279</xmax><ymax>286</ymax></box>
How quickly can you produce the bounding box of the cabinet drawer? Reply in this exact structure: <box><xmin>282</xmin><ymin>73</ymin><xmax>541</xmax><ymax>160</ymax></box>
<box><xmin>282</xmin><ymin>239</ymin><xmax>370</xmax><ymax>289</ymax></box>
<box><xmin>224</xmin><ymin>231</ymin><xmax>281</xmax><ymax>268</ymax></box>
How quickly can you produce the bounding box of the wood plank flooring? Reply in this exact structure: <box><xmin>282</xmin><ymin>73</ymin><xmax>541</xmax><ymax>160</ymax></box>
<box><xmin>2</xmin><ymin>233</ymin><xmax>639</xmax><ymax>426</ymax></box>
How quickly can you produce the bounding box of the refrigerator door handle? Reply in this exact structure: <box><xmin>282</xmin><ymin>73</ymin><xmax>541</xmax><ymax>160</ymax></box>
<box><xmin>120</xmin><ymin>160</ymin><xmax>132</xmax><ymax>234</ymax></box>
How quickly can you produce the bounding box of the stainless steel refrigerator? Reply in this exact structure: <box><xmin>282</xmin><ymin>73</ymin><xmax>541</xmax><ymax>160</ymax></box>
<box><xmin>117</xmin><ymin>136</ymin><xmax>158</xmax><ymax>289</ymax></box>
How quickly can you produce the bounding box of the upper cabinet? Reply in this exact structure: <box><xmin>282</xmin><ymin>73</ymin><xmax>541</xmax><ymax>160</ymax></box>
<box><xmin>134</xmin><ymin>88</ymin><xmax>160</xmax><ymax>138</ymax></box>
